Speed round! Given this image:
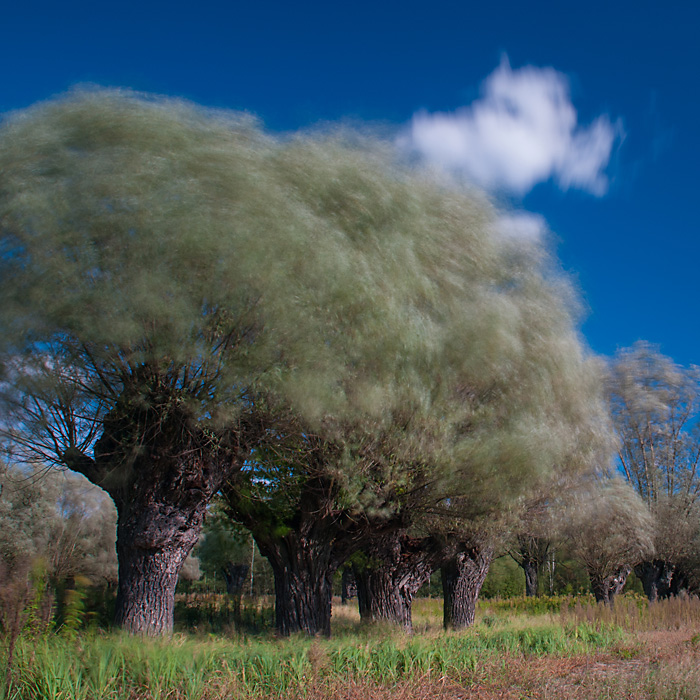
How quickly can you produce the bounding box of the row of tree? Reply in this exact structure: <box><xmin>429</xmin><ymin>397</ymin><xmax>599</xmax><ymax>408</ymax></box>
<box><xmin>507</xmin><ymin>343</ymin><xmax>700</xmax><ymax>606</ymax></box>
<box><xmin>0</xmin><ymin>91</ymin><xmax>697</xmax><ymax>636</ymax></box>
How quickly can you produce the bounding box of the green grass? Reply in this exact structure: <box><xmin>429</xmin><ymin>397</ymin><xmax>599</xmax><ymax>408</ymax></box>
<box><xmin>10</xmin><ymin>593</ymin><xmax>700</xmax><ymax>699</ymax></box>
<box><xmin>0</xmin><ymin>614</ymin><xmax>624</xmax><ymax>700</ymax></box>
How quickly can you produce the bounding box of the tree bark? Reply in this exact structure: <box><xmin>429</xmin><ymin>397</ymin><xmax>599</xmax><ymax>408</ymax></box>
<box><xmin>442</xmin><ymin>544</ymin><xmax>493</xmax><ymax>630</ymax></box>
<box><xmin>255</xmin><ymin>527</ymin><xmax>343</xmax><ymax>637</ymax></box>
<box><xmin>353</xmin><ymin>532</ymin><xmax>444</xmax><ymax>632</ymax></box>
<box><xmin>62</xmin><ymin>391</ymin><xmax>259</xmax><ymax>635</ymax></box>
<box><xmin>114</xmin><ymin>542</ymin><xmax>185</xmax><ymax>634</ymax></box>
<box><xmin>590</xmin><ymin>566</ymin><xmax>630</xmax><ymax>606</ymax></box>
<box><xmin>523</xmin><ymin>558</ymin><xmax>538</xmax><ymax>598</ymax></box>
<box><xmin>635</xmin><ymin>560</ymin><xmax>675</xmax><ymax>602</ymax></box>
<box><xmin>110</xmin><ymin>462</ymin><xmax>215</xmax><ymax>635</ymax></box>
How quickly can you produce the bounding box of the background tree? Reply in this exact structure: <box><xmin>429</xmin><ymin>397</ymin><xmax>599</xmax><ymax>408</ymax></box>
<box><xmin>195</xmin><ymin>501</ymin><xmax>270</xmax><ymax>597</ymax></box>
<box><xmin>0</xmin><ymin>461</ymin><xmax>121</xmax><ymax>634</ymax></box>
<box><xmin>0</xmin><ymin>464</ymin><xmax>117</xmax><ymax>586</ymax></box>
<box><xmin>564</xmin><ymin>478</ymin><xmax>654</xmax><ymax>605</ymax></box>
<box><xmin>507</xmin><ymin>495</ymin><xmax>558</xmax><ymax>597</ymax></box>
<box><xmin>608</xmin><ymin>342</ymin><xmax>700</xmax><ymax>600</ymax></box>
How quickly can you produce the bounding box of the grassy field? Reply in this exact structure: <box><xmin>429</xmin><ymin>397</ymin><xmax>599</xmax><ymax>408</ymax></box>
<box><xmin>3</xmin><ymin>595</ymin><xmax>700</xmax><ymax>699</ymax></box>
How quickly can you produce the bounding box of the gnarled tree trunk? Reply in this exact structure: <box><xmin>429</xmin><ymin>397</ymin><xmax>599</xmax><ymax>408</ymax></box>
<box><xmin>255</xmin><ymin>526</ymin><xmax>343</xmax><ymax>637</ymax></box>
<box><xmin>353</xmin><ymin>531</ymin><xmax>444</xmax><ymax>632</ymax></box>
<box><xmin>63</xmin><ymin>393</ymin><xmax>259</xmax><ymax>636</ymax></box>
<box><xmin>442</xmin><ymin>544</ymin><xmax>493</xmax><ymax>630</ymax></box>
<box><xmin>590</xmin><ymin>566</ymin><xmax>631</xmax><ymax>606</ymax></box>
<box><xmin>226</xmin><ymin>470</ymin><xmax>368</xmax><ymax>637</ymax></box>
<box><xmin>109</xmin><ymin>455</ymin><xmax>229</xmax><ymax>634</ymax></box>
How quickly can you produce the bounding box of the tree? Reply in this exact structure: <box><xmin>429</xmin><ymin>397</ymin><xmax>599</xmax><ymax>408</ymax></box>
<box><xmin>506</xmin><ymin>475</ymin><xmax>580</xmax><ymax>598</ymax></box>
<box><xmin>223</xmin><ymin>424</ymin><xmax>406</xmax><ymax>636</ymax></box>
<box><xmin>195</xmin><ymin>501</ymin><xmax>262</xmax><ymax>595</ymax></box>
<box><xmin>442</xmin><ymin>539</ymin><xmax>494</xmax><ymax>629</ymax></box>
<box><xmin>507</xmin><ymin>498</ymin><xmax>555</xmax><ymax>598</ymax></box>
<box><xmin>608</xmin><ymin>342</ymin><xmax>700</xmax><ymax>600</ymax></box>
<box><xmin>222</xmin><ymin>219</ymin><xmax>610</xmax><ymax>635</ymax></box>
<box><xmin>565</xmin><ymin>478</ymin><xmax>654</xmax><ymax>605</ymax></box>
<box><xmin>0</xmin><ymin>464</ymin><xmax>117</xmax><ymax>585</ymax></box>
<box><xmin>0</xmin><ymin>462</ymin><xmax>120</xmax><ymax>635</ymax></box>
<box><xmin>352</xmin><ymin>531</ymin><xmax>450</xmax><ymax>632</ymax></box>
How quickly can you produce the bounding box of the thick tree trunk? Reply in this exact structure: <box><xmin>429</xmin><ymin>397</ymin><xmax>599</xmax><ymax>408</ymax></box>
<box><xmin>61</xmin><ymin>376</ymin><xmax>262</xmax><ymax>636</ymax></box>
<box><xmin>523</xmin><ymin>558</ymin><xmax>538</xmax><ymax>597</ymax></box>
<box><xmin>442</xmin><ymin>544</ymin><xmax>493</xmax><ymax>630</ymax></box>
<box><xmin>353</xmin><ymin>532</ymin><xmax>445</xmax><ymax>632</ymax></box>
<box><xmin>354</xmin><ymin>563</ymin><xmax>413</xmax><ymax>630</ymax></box>
<box><xmin>257</xmin><ymin>529</ymin><xmax>340</xmax><ymax>637</ymax></box>
<box><xmin>635</xmin><ymin>560</ymin><xmax>675</xmax><ymax>602</ymax></box>
<box><xmin>590</xmin><ymin>566</ymin><xmax>630</xmax><ymax>606</ymax></box>
<box><xmin>225</xmin><ymin>465</ymin><xmax>380</xmax><ymax>637</ymax></box>
<box><xmin>112</xmin><ymin>487</ymin><xmax>208</xmax><ymax>635</ymax></box>
<box><xmin>114</xmin><ymin>544</ymin><xmax>185</xmax><ymax>634</ymax></box>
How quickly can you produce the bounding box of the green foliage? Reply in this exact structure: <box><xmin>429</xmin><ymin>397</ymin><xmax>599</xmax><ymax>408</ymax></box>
<box><xmin>0</xmin><ymin>92</ymin><xmax>616</xmax><ymax>636</ymax></box>
<box><xmin>481</xmin><ymin>556</ymin><xmax>525</xmax><ymax>598</ymax></box>
<box><xmin>58</xmin><ymin>576</ymin><xmax>90</xmax><ymax>639</ymax></box>
<box><xmin>195</xmin><ymin>502</ymin><xmax>263</xmax><ymax>582</ymax></box>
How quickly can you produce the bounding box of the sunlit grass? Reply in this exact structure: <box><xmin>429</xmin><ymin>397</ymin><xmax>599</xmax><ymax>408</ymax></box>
<box><xmin>0</xmin><ymin>604</ymin><xmax>624</xmax><ymax>700</ymax></box>
<box><xmin>5</xmin><ymin>595</ymin><xmax>700</xmax><ymax>699</ymax></box>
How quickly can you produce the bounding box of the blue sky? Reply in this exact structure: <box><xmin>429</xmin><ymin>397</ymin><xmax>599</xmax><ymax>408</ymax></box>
<box><xmin>2</xmin><ymin>0</ymin><xmax>698</xmax><ymax>366</ymax></box>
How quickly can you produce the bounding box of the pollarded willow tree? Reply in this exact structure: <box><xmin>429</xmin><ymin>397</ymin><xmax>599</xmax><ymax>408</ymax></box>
<box><xmin>0</xmin><ymin>89</ymin><xmax>466</xmax><ymax>634</ymax></box>
<box><xmin>564</xmin><ymin>478</ymin><xmax>654</xmax><ymax>605</ymax></box>
<box><xmin>346</xmin><ymin>261</ymin><xmax>613</xmax><ymax>631</ymax></box>
<box><xmin>609</xmin><ymin>342</ymin><xmax>700</xmax><ymax>600</ymax></box>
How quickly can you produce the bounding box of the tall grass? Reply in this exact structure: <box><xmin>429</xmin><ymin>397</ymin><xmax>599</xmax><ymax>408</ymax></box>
<box><xmin>0</xmin><ymin>618</ymin><xmax>622</xmax><ymax>699</ymax></box>
<box><xmin>562</xmin><ymin>593</ymin><xmax>700</xmax><ymax>631</ymax></box>
<box><xmin>4</xmin><ymin>594</ymin><xmax>700</xmax><ymax>699</ymax></box>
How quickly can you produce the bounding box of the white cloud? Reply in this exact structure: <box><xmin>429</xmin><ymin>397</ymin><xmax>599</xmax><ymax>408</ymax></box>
<box><xmin>402</xmin><ymin>57</ymin><xmax>622</xmax><ymax>195</ymax></box>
